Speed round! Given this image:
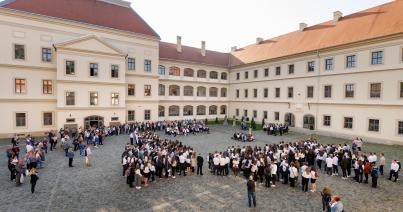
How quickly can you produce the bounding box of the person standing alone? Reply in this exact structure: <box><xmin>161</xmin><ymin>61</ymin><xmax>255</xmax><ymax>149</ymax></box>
<box><xmin>67</xmin><ymin>147</ymin><xmax>75</xmax><ymax>167</ymax></box>
<box><xmin>196</xmin><ymin>153</ymin><xmax>204</xmax><ymax>175</ymax></box>
<box><xmin>30</xmin><ymin>168</ymin><xmax>39</xmax><ymax>194</ymax></box>
<box><xmin>246</xmin><ymin>175</ymin><xmax>256</xmax><ymax>208</ymax></box>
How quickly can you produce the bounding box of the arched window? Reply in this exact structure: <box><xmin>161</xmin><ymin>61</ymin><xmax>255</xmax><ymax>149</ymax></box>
<box><xmin>209</xmin><ymin>87</ymin><xmax>218</xmax><ymax>97</ymax></box>
<box><xmin>159</xmin><ymin>106</ymin><xmax>165</xmax><ymax>117</ymax></box>
<box><xmin>197</xmin><ymin>70</ymin><xmax>207</xmax><ymax>78</ymax></box>
<box><xmin>184</xmin><ymin>86</ymin><xmax>194</xmax><ymax>96</ymax></box>
<box><xmin>197</xmin><ymin>105</ymin><xmax>206</xmax><ymax>115</ymax></box>
<box><xmin>210</xmin><ymin>71</ymin><xmax>218</xmax><ymax>79</ymax></box>
<box><xmin>303</xmin><ymin>114</ymin><xmax>315</xmax><ymax>130</ymax></box>
<box><xmin>159</xmin><ymin>84</ymin><xmax>165</xmax><ymax>96</ymax></box>
<box><xmin>183</xmin><ymin>105</ymin><xmax>193</xmax><ymax>116</ymax></box>
<box><xmin>197</xmin><ymin>86</ymin><xmax>206</xmax><ymax>97</ymax></box>
<box><xmin>220</xmin><ymin>105</ymin><xmax>227</xmax><ymax>115</ymax></box>
<box><xmin>169</xmin><ymin>105</ymin><xmax>180</xmax><ymax>116</ymax></box>
<box><xmin>220</xmin><ymin>88</ymin><xmax>227</xmax><ymax>97</ymax></box>
<box><xmin>209</xmin><ymin>105</ymin><xmax>217</xmax><ymax>115</ymax></box>
<box><xmin>169</xmin><ymin>66</ymin><xmax>181</xmax><ymax>76</ymax></box>
<box><xmin>184</xmin><ymin>68</ymin><xmax>194</xmax><ymax>77</ymax></box>
<box><xmin>169</xmin><ymin>85</ymin><xmax>180</xmax><ymax>96</ymax></box>
<box><xmin>221</xmin><ymin>72</ymin><xmax>228</xmax><ymax>80</ymax></box>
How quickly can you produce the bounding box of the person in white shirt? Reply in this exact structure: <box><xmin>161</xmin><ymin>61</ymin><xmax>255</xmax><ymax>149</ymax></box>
<box><xmin>288</xmin><ymin>162</ymin><xmax>298</xmax><ymax>187</ymax></box>
<box><xmin>379</xmin><ymin>153</ymin><xmax>386</xmax><ymax>175</ymax></box>
<box><xmin>301</xmin><ymin>167</ymin><xmax>311</xmax><ymax>192</ymax></box>
<box><xmin>85</xmin><ymin>144</ymin><xmax>92</xmax><ymax>167</ymax></box>
<box><xmin>310</xmin><ymin>167</ymin><xmax>318</xmax><ymax>192</ymax></box>
<box><xmin>270</xmin><ymin>162</ymin><xmax>277</xmax><ymax>187</ymax></box>
<box><xmin>129</xmin><ymin>132</ymin><xmax>134</xmax><ymax>145</ymax></box>
<box><xmin>332</xmin><ymin>155</ymin><xmax>339</xmax><ymax>176</ymax></box>
<box><xmin>326</xmin><ymin>155</ymin><xmax>333</xmax><ymax>175</ymax></box>
<box><xmin>388</xmin><ymin>160</ymin><xmax>400</xmax><ymax>182</ymax></box>
<box><xmin>179</xmin><ymin>153</ymin><xmax>186</xmax><ymax>176</ymax></box>
<box><xmin>213</xmin><ymin>155</ymin><xmax>220</xmax><ymax>175</ymax></box>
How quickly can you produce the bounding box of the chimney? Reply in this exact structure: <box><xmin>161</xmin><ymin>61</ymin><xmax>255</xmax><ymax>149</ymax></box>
<box><xmin>231</xmin><ymin>46</ymin><xmax>237</xmax><ymax>53</ymax></box>
<box><xmin>333</xmin><ymin>11</ymin><xmax>343</xmax><ymax>22</ymax></box>
<box><xmin>256</xmin><ymin>37</ymin><xmax>264</xmax><ymax>44</ymax></box>
<box><xmin>201</xmin><ymin>41</ymin><xmax>206</xmax><ymax>56</ymax></box>
<box><xmin>176</xmin><ymin>36</ymin><xmax>182</xmax><ymax>53</ymax></box>
<box><xmin>299</xmin><ymin>23</ymin><xmax>308</xmax><ymax>31</ymax></box>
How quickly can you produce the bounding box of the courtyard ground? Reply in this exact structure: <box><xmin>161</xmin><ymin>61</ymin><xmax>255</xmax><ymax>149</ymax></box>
<box><xmin>1</xmin><ymin>125</ymin><xmax>402</xmax><ymax>212</ymax></box>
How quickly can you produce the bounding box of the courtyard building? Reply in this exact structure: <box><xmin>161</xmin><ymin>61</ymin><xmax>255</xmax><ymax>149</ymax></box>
<box><xmin>0</xmin><ymin>0</ymin><xmax>402</xmax><ymax>144</ymax></box>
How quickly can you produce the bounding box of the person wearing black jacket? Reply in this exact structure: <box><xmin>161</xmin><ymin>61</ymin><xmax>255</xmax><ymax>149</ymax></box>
<box><xmin>197</xmin><ymin>153</ymin><xmax>204</xmax><ymax>175</ymax></box>
<box><xmin>30</xmin><ymin>169</ymin><xmax>39</xmax><ymax>194</ymax></box>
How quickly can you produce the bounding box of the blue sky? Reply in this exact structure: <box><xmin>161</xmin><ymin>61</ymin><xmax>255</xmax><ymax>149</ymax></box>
<box><xmin>1</xmin><ymin>0</ymin><xmax>392</xmax><ymax>52</ymax></box>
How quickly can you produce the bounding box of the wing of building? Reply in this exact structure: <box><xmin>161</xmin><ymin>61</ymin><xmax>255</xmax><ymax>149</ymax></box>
<box><xmin>0</xmin><ymin>0</ymin><xmax>402</xmax><ymax>144</ymax></box>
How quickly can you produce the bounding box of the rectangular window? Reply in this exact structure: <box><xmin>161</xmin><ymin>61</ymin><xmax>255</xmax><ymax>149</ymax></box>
<box><xmin>14</xmin><ymin>44</ymin><xmax>25</xmax><ymax>60</ymax></box>
<box><xmin>254</xmin><ymin>70</ymin><xmax>258</xmax><ymax>78</ymax></box>
<box><xmin>42</xmin><ymin>80</ymin><xmax>52</xmax><ymax>94</ymax></box>
<box><xmin>128</xmin><ymin>58</ymin><xmax>135</xmax><ymax>70</ymax></box>
<box><xmin>307</xmin><ymin>61</ymin><xmax>315</xmax><ymax>72</ymax></box>
<box><xmin>15</xmin><ymin>78</ymin><xmax>26</xmax><ymax>93</ymax></box>
<box><xmin>370</xmin><ymin>83</ymin><xmax>381</xmax><ymax>98</ymax></box>
<box><xmin>236</xmin><ymin>89</ymin><xmax>239</xmax><ymax>98</ymax></box>
<box><xmin>345</xmin><ymin>84</ymin><xmax>354</xmax><ymax>98</ymax></box>
<box><xmin>253</xmin><ymin>110</ymin><xmax>257</xmax><ymax>118</ymax></box>
<box><xmin>288</xmin><ymin>64</ymin><xmax>294</xmax><ymax>74</ymax></box>
<box><xmin>111</xmin><ymin>65</ymin><xmax>119</xmax><ymax>78</ymax></box>
<box><xmin>368</xmin><ymin>119</ymin><xmax>380</xmax><ymax>132</ymax></box>
<box><xmin>244</xmin><ymin>89</ymin><xmax>248</xmax><ymax>98</ymax></box>
<box><xmin>243</xmin><ymin>109</ymin><xmax>248</xmax><ymax>117</ymax></box>
<box><xmin>128</xmin><ymin>110</ymin><xmax>135</xmax><ymax>122</ymax></box>
<box><xmin>344</xmin><ymin>117</ymin><xmax>353</xmax><ymax>129</ymax></box>
<box><xmin>274</xmin><ymin>112</ymin><xmax>279</xmax><ymax>121</ymax></box>
<box><xmin>43</xmin><ymin>112</ymin><xmax>53</xmax><ymax>126</ymax></box>
<box><xmin>159</xmin><ymin>84</ymin><xmax>165</xmax><ymax>96</ymax></box>
<box><xmin>66</xmin><ymin>92</ymin><xmax>75</xmax><ymax>105</ymax></box>
<box><xmin>128</xmin><ymin>84</ymin><xmax>135</xmax><ymax>96</ymax></box>
<box><xmin>323</xmin><ymin>115</ymin><xmax>331</xmax><ymax>126</ymax></box>
<box><xmin>144</xmin><ymin>60</ymin><xmax>152</xmax><ymax>72</ymax></box>
<box><xmin>288</xmin><ymin>87</ymin><xmax>293</xmax><ymax>98</ymax></box>
<box><xmin>264</xmin><ymin>68</ymin><xmax>269</xmax><ymax>77</ymax></box>
<box><xmin>244</xmin><ymin>71</ymin><xmax>249</xmax><ymax>79</ymax></box>
<box><xmin>371</xmin><ymin>51</ymin><xmax>383</xmax><ymax>65</ymax></box>
<box><xmin>90</xmin><ymin>92</ymin><xmax>98</xmax><ymax>106</ymax></box>
<box><xmin>235</xmin><ymin>109</ymin><xmax>239</xmax><ymax>116</ymax></box>
<box><xmin>144</xmin><ymin>85</ymin><xmax>151</xmax><ymax>96</ymax></box>
<box><xmin>325</xmin><ymin>58</ymin><xmax>333</xmax><ymax>71</ymax></box>
<box><xmin>144</xmin><ymin>110</ymin><xmax>151</xmax><ymax>120</ymax></box>
<box><xmin>90</xmin><ymin>63</ymin><xmax>98</xmax><ymax>77</ymax></box>
<box><xmin>398</xmin><ymin>121</ymin><xmax>403</xmax><ymax>135</ymax></box>
<box><xmin>111</xmin><ymin>117</ymin><xmax>119</xmax><ymax>121</ymax></box>
<box><xmin>41</xmin><ymin>48</ymin><xmax>52</xmax><ymax>62</ymax></box>
<box><xmin>236</xmin><ymin>73</ymin><xmax>240</xmax><ymax>80</ymax></box>
<box><xmin>263</xmin><ymin>88</ymin><xmax>268</xmax><ymax>98</ymax></box>
<box><xmin>400</xmin><ymin>82</ymin><xmax>403</xmax><ymax>98</ymax></box>
<box><xmin>275</xmin><ymin>66</ymin><xmax>281</xmax><ymax>76</ymax></box>
<box><xmin>263</xmin><ymin>111</ymin><xmax>268</xmax><ymax>119</ymax></box>
<box><xmin>253</xmin><ymin>89</ymin><xmax>257</xmax><ymax>98</ymax></box>
<box><xmin>65</xmin><ymin>61</ymin><xmax>75</xmax><ymax>75</ymax></box>
<box><xmin>111</xmin><ymin>93</ymin><xmax>119</xmax><ymax>105</ymax></box>
<box><xmin>307</xmin><ymin>86</ymin><xmax>314</xmax><ymax>98</ymax></box>
<box><xmin>158</xmin><ymin>65</ymin><xmax>165</xmax><ymax>75</ymax></box>
<box><xmin>275</xmin><ymin>87</ymin><xmax>280</xmax><ymax>98</ymax></box>
<box><xmin>324</xmin><ymin>85</ymin><xmax>332</xmax><ymax>98</ymax></box>
<box><xmin>15</xmin><ymin>113</ymin><xmax>26</xmax><ymax>127</ymax></box>
<box><xmin>346</xmin><ymin>55</ymin><xmax>356</xmax><ymax>68</ymax></box>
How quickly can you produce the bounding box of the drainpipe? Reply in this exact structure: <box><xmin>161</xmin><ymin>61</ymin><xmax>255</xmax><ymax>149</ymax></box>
<box><xmin>315</xmin><ymin>50</ymin><xmax>321</xmax><ymax>131</ymax></box>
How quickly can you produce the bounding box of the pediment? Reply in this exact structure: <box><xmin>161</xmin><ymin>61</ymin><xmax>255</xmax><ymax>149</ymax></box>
<box><xmin>55</xmin><ymin>35</ymin><xmax>125</xmax><ymax>56</ymax></box>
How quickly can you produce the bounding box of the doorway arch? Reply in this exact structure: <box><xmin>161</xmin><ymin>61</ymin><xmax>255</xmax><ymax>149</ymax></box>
<box><xmin>284</xmin><ymin>113</ymin><xmax>295</xmax><ymax>127</ymax></box>
<box><xmin>84</xmin><ymin>116</ymin><xmax>104</xmax><ymax>128</ymax></box>
<box><xmin>303</xmin><ymin>114</ymin><xmax>315</xmax><ymax>130</ymax></box>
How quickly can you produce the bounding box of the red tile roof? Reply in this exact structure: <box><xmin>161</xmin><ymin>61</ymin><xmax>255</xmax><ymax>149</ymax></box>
<box><xmin>230</xmin><ymin>0</ymin><xmax>403</xmax><ymax>67</ymax></box>
<box><xmin>1</xmin><ymin>0</ymin><xmax>159</xmax><ymax>38</ymax></box>
<box><xmin>159</xmin><ymin>42</ymin><xmax>229</xmax><ymax>68</ymax></box>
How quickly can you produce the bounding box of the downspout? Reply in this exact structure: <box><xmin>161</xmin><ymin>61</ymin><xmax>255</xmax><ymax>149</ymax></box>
<box><xmin>315</xmin><ymin>50</ymin><xmax>321</xmax><ymax>131</ymax></box>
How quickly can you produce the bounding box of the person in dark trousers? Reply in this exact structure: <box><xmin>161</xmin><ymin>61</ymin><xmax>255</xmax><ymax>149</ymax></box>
<box><xmin>247</xmin><ymin>175</ymin><xmax>256</xmax><ymax>208</ymax></box>
<box><xmin>371</xmin><ymin>163</ymin><xmax>379</xmax><ymax>188</ymax></box>
<box><xmin>67</xmin><ymin>147</ymin><xmax>75</xmax><ymax>167</ymax></box>
<box><xmin>30</xmin><ymin>168</ymin><xmax>39</xmax><ymax>194</ymax></box>
<box><xmin>196</xmin><ymin>153</ymin><xmax>204</xmax><ymax>175</ymax></box>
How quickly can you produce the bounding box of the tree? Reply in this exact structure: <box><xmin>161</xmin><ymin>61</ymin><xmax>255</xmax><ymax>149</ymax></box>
<box><xmin>251</xmin><ymin>118</ymin><xmax>257</xmax><ymax>130</ymax></box>
<box><xmin>215</xmin><ymin>117</ymin><xmax>219</xmax><ymax>124</ymax></box>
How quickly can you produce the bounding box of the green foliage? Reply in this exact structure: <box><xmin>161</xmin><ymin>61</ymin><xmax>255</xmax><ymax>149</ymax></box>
<box><xmin>251</xmin><ymin>118</ymin><xmax>257</xmax><ymax>130</ymax></box>
<box><xmin>215</xmin><ymin>117</ymin><xmax>219</xmax><ymax>124</ymax></box>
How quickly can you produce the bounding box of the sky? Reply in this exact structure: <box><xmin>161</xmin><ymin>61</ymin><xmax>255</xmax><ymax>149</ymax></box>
<box><xmin>130</xmin><ymin>0</ymin><xmax>392</xmax><ymax>52</ymax></box>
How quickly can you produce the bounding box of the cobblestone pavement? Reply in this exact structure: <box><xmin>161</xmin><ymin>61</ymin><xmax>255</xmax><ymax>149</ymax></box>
<box><xmin>1</xmin><ymin>125</ymin><xmax>402</xmax><ymax>212</ymax></box>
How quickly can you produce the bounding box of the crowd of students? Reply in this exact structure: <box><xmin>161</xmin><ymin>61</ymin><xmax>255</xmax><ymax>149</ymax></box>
<box><xmin>232</xmin><ymin>132</ymin><xmax>255</xmax><ymax>142</ymax></box>
<box><xmin>121</xmin><ymin>130</ymin><xmax>204</xmax><ymax>189</ymax></box>
<box><xmin>263</xmin><ymin>123</ymin><xmax>289</xmax><ymax>136</ymax></box>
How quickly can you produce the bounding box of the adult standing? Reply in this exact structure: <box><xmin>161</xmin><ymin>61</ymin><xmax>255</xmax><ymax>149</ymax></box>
<box><xmin>246</xmin><ymin>175</ymin><xmax>256</xmax><ymax>208</ymax></box>
<box><xmin>85</xmin><ymin>144</ymin><xmax>92</xmax><ymax>167</ymax></box>
<box><xmin>388</xmin><ymin>160</ymin><xmax>399</xmax><ymax>182</ymax></box>
<box><xmin>67</xmin><ymin>147</ymin><xmax>75</xmax><ymax>167</ymax></box>
<box><xmin>196</xmin><ymin>153</ymin><xmax>204</xmax><ymax>175</ymax></box>
<box><xmin>379</xmin><ymin>153</ymin><xmax>385</xmax><ymax>175</ymax></box>
<box><xmin>321</xmin><ymin>186</ymin><xmax>332</xmax><ymax>212</ymax></box>
<box><xmin>371</xmin><ymin>163</ymin><xmax>379</xmax><ymax>188</ymax></box>
<box><xmin>30</xmin><ymin>168</ymin><xmax>39</xmax><ymax>194</ymax></box>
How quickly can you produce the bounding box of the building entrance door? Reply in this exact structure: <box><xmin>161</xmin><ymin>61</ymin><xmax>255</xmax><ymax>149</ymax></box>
<box><xmin>84</xmin><ymin>116</ymin><xmax>104</xmax><ymax>128</ymax></box>
<box><xmin>303</xmin><ymin>115</ymin><xmax>315</xmax><ymax>130</ymax></box>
